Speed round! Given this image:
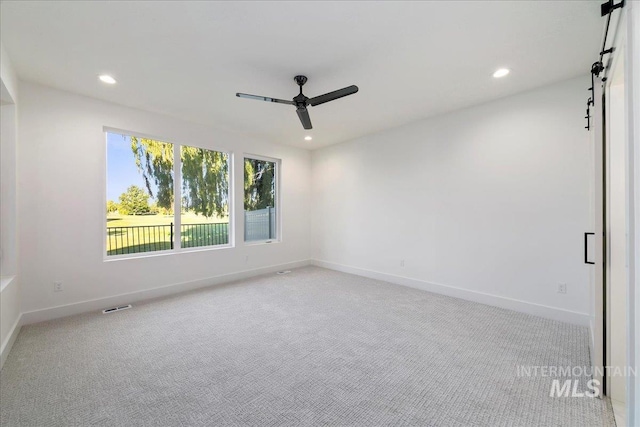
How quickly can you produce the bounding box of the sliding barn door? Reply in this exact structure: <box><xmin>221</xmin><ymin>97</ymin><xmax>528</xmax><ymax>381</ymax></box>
<box><xmin>590</xmin><ymin>78</ymin><xmax>606</xmax><ymax>394</ymax></box>
<box><xmin>604</xmin><ymin>13</ymin><xmax>629</xmax><ymax>408</ymax></box>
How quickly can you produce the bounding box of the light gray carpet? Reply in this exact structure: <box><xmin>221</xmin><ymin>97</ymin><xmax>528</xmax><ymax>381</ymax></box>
<box><xmin>1</xmin><ymin>267</ymin><xmax>614</xmax><ymax>426</ymax></box>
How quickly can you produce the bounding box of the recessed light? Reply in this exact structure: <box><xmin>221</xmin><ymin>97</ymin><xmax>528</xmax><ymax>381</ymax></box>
<box><xmin>304</xmin><ymin>136</ymin><xmax>312</xmax><ymax>141</ymax></box>
<box><xmin>99</xmin><ymin>75</ymin><xmax>117</xmax><ymax>84</ymax></box>
<box><xmin>493</xmin><ymin>68</ymin><xmax>510</xmax><ymax>78</ymax></box>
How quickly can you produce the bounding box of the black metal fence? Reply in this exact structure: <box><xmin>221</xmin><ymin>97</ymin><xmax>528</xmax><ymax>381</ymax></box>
<box><xmin>181</xmin><ymin>223</ymin><xmax>229</xmax><ymax>248</ymax></box>
<box><xmin>107</xmin><ymin>222</ymin><xmax>229</xmax><ymax>256</ymax></box>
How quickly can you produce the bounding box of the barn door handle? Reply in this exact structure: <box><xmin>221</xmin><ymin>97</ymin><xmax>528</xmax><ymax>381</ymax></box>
<box><xmin>584</xmin><ymin>232</ymin><xmax>595</xmax><ymax>264</ymax></box>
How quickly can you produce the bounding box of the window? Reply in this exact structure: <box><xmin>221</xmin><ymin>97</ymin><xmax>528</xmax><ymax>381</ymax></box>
<box><xmin>106</xmin><ymin>133</ymin><xmax>175</xmax><ymax>256</ymax></box>
<box><xmin>106</xmin><ymin>131</ymin><xmax>230</xmax><ymax>257</ymax></box>
<box><xmin>244</xmin><ymin>156</ymin><xmax>278</xmax><ymax>242</ymax></box>
<box><xmin>180</xmin><ymin>146</ymin><xmax>230</xmax><ymax>249</ymax></box>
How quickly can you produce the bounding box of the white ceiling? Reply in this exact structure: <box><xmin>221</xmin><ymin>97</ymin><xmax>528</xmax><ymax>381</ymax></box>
<box><xmin>0</xmin><ymin>1</ymin><xmax>602</xmax><ymax>149</ymax></box>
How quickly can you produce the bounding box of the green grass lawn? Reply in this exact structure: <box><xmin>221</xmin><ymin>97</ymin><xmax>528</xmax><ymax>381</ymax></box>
<box><xmin>107</xmin><ymin>212</ymin><xmax>228</xmax><ymax>227</ymax></box>
<box><xmin>106</xmin><ymin>213</ymin><xmax>229</xmax><ymax>256</ymax></box>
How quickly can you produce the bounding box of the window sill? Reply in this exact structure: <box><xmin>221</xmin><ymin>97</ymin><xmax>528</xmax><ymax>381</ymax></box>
<box><xmin>243</xmin><ymin>240</ymin><xmax>281</xmax><ymax>246</ymax></box>
<box><xmin>104</xmin><ymin>244</ymin><xmax>234</xmax><ymax>262</ymax></box>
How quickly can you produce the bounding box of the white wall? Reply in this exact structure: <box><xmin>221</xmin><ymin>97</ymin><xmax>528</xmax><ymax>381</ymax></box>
<box><xmin>312</xmin><ymin>76</ymin><xmax>591</xmax><ymax>324</ymax></box>
<box><xmin>1</xmin><ymin>104</ymin><xmax>18</xmax><ymax>277</ymax></box>
<box><xmin>17</xmin><ymin>82</ymin><xmax>311</xmax><ymax>318</ymax></box>
<box><xmin>626</xmin><ymin>0</ymin><xmax>640</xmax><ymax>422</ymax></box>
<box><xmin>0</xmin><ymin>42</ymin><xmax>21</xmax><ymax>369</ymax></box>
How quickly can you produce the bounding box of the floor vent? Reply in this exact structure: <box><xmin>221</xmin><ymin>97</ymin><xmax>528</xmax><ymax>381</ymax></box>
<box><xmin>102</xmin><ymin>304</ymin><xmax>132</xmax><ymax>314</ymax></box>
<box><xmin>277</xmin><ymin>270</ymin><xmax>292</xmax><ymax>275</ymax></box>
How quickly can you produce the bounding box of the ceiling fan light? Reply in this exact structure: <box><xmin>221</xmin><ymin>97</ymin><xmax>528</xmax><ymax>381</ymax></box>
<box><xmin>305</xmin><ymin>136</ymin><xmax>312</xmax><ymax>141</ymax></box>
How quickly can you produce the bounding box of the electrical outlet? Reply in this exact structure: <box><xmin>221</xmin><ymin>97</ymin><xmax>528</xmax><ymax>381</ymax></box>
<box><xmin>400</xmin><ymin>259</ymin><xmax>405</xmax><ymax>267</ymax></box>
<box><xmin>245</xmin><ymin>255</ymin><xmax>249</xmax><ymax>262</ymax></box>
<box><xmin>53</xmin><ymin>281</ymin><xmax>63</xmax><ymax>292</ymax></box>
<box><xmin>557</xmin><ymin>283</ymin><xmax>567</xmax><ymax>294</ymax></box>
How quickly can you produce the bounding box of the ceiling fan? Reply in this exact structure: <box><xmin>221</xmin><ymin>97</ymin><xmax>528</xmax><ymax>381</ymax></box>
<box><xmin>236</xmin><ymin>75</ymin><xmax>358</xmax><ymax>130</ymax></box>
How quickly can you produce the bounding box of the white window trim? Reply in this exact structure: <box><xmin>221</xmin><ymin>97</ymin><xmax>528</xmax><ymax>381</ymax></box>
<box><xmin>103</xmin><ymin>127</ymin><xmax>234</xmax><ymax>260</ymax></box>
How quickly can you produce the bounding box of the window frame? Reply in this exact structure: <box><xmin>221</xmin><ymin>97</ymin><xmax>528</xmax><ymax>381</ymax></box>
<box><xmin>242</xmin><ymin>153</ymin><xmax>282</xmax><ymax>245</ymax></box>
<box><xmin>103</xmin><ymin>127</ymin><xmax>234</xmax><ymax>261</ymax></box>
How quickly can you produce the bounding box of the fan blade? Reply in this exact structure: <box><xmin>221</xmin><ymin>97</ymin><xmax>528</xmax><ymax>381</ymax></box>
<box><xmin>296</xmin><ymin>107</ymin><xmax>312</xmax><ymax>129</ymax></box>
<box><xmin>308</xmin><ymin>85</ymin><xmax>358</xmax><ymax>107</ymax></box>
<box><xmin>236</xmin><ymin>93</ymin><xmax>295</xmax><ymax>105</ymax></box>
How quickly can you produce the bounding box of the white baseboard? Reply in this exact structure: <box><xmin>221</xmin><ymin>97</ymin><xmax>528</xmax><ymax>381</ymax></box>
<box><xmin>0</xmin><ymin>314</ymin><xmax>21</xmax><ymax>370</ymax></box>
<box><xmin>21</xmin><ymin>259</ymin><xmax>311</xmax><ymax>325</ymax></box>
<box><xmin>313</xmin><ymin>259</ymin><xmax>590</xmax><ymax>326</ymax></box>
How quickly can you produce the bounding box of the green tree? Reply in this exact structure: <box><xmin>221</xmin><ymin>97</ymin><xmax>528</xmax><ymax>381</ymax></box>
<box><xmin>106</xmin><ymin>200</ymin><xmax>119</xmax><ymax>213</ymax></box>
<box><xmin>130</xmin><ymin>137</ymin><xmax>228</xmax><ymax>218</ymax></box>
<box><xmin>244</xmin><ymin>159</ymin><xmax>275</xmax><ymax>211</ymax></box>
<box><xmin>130</xmin><ymin>137</ymin><xmax>174</xmax><ymax>211</ymax></box>
<box><xmin>118</xmin><ymin>185</ymin><xmax>151</xmax><ymax>215</ymax></box>
<box><xmin>181</xmin><ymin>146</ymin><xmax>229</xmax><ymax>217</ymax></box>
<box><xmin>158</xmin><ymin>206</ymin><xmax>172</xmax><ymax>216</ymax></box>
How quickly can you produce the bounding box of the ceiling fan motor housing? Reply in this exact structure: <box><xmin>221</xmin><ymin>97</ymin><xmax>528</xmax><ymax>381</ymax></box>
<box><xmin>294</xmin><ymin>75</ymin><xmax>309</xmax><ymax>107</ymax></box>
<box><xmin>294</xmin><ymin>75</ymin><xmax>308</xmax><ymax>87</ymax></box>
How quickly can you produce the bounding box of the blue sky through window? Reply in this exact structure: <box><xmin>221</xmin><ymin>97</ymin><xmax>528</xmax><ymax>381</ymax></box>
<box><xmin>106</xmin><ymin>133</ymin><xmax>160</xmax><ymax>202</ymax></box>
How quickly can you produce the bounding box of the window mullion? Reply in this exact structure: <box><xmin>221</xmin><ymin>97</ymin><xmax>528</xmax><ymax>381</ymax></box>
<box><xmin>174</xmin><ymin>143</ymin><xmax>181</xmax><ymax>250</ymax></box>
